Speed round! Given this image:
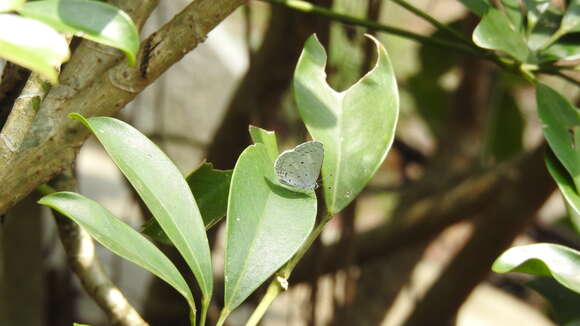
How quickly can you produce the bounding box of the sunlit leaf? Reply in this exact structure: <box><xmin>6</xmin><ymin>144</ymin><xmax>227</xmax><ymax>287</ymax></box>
<box><xmin>39</xmin><ymin>192</ymin><xmax>196</xmax><ymax>310</ymax></box>
<box><xmin>0</xmin><ymin>14</ymin><xmax>69</xmax><ymax>83</ymax></box>
<box><xmin>70</xmin><ymin>114</ymin><xmax>213</xmax><ymax>305</ymax></box>
<box><xmin>473</xmin><ymin>8</ymin><xmax>531</xmax><ymax>62</ymax></box>
<box><xmin>222</xmin><ymin>143</ymin><xmax>316</xmax><ymax>316</ymax></box>
<box><xmin>294</xmin><ymin>34</ymin><xmax>398</xmax><ymax>215</ymax></box>
<box><xmin>0</xmin><ymin>0</ymin><xmax>24</xmax><ymax>12</ymax></box>
<box><xmin>249</xmin><ymin>125</ymin><xmax>279</xmax><ymax>161</ymax></box>
<box><xmin>18</xmin><ymin>0</ymin><xmax>139</xmax><ymax>65</ymax></box>
<box><xmin>493</xmin><ymin>243</ymin><xmax>580</xmax><ymax>294</ymax></box>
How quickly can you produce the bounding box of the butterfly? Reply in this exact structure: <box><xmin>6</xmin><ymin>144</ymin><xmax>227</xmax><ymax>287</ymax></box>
<box><xmin>274</xmin><ymin>141</ymin><xmax>324</xmax><ymax>190</ymax></box>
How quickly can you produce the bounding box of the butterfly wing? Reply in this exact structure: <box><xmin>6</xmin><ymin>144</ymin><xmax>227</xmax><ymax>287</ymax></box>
<box><xmin>275</xmin><ymin>141</ymin><xmax>324</xmax><ymax>190</ymax></box>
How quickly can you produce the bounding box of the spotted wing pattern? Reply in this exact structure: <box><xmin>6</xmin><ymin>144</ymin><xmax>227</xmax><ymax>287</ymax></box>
<box><xmin>274</xmin><ymin>141</ymin><xmax>324</xmax><ymax>190</ymax></box>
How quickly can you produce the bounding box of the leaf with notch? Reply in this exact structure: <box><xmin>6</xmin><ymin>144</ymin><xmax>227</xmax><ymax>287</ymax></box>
<box><xmin>293</xmin><ymin>34</ymin><xmax>398</xmax><ymax>215</ymax></box>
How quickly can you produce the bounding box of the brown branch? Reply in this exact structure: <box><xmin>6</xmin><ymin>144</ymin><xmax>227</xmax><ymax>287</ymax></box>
<box><xmin>402</xmin><ymin>145</ymin><xmax>554</xmax><ymax>326</ymax></box>
<box><xmin>0</xmin><ymin>0</ymin><xmax>247</xmax><ymax>215</ymax></box>
<box><xmin>48</xmin><ymin>170</ymin><xmax>149</xmax><ymax>326</ymax></box>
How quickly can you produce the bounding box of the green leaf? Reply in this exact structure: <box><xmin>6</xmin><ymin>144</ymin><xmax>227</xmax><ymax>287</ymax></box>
<box><xmin>186</xmin><ymin>162</ymin><xmax>232</xmax><ymax>229</ymax></box>
<box><xmin>142</xmin><ymin>162</ymin><xmax>233</xmax><ymax>244</ymax></box>
<box><xmin>545</xmin><ymin>151</ymin><xmax>580</xmax><ymax>233</ymax></box>
<box><xmin>293</xmin><ymin>34</ymin><xmax>398</xmax><ymax>215</ymax></box>
<box><xmin>70</xmin><ymin>114</ymin><xmax>213</xmax><ymax>304</ymax></box>
<box><xmin>502</xmin><ymin>0</ymin><xmax>525</xmax><ymax>31</ymax></box>
<box><xmin>473</xmin><ymin>8</ymin><xmax>531</xmax><ymax>62</ymax></box>
<box><xmin>561</xmin><ymin>0</ymin><xmax>580</xmax><ymax>34</ymax></box>
<box><xmin>0</xmin><ymin>14</ymin><xmax>69</xmax><ymax>83</ymax></box>
<box><xmin>458</xmin><ymin>0</ymin><xmax>490</xmax><ymax>16</ymax></box>
<box><xmin>18</xmin><ymin>0</ymin><xmax>139</xmax><ymax>65</ymax></box>
<box><xmin>249</xmin><ymin>125</ymin><xmax>279</xmax><ymax>161</ymax></box>
<box><xmin>536</xmin><ymin>84</ymin><xmax>580</xmax><ymax>191</ymax></box>
<box><xmin>527</xmin><ymin>277</ymin><xmax>580</xmax><ymax>326</ymax></box>
<box><xmin>493</xmin><ymin>243</ymin><xmax>580</xmax><ymax>294</ymax></box>
<box><xmin>73</xmin><ymin>323</ymin><xmax>92</xmax><ymax>326</ymax></box>
<box><xmin>223</xmin><ymin>143</ymin><xmax>316</xmax><ymax>314</ymax></box>
<box><xmin>0</xmin><ymin>0</ymin><xmax>24</xmax><ymax>12</ymax></box>
<box><xmin>39</xmin><ymin>192</ymin><xmax>195</xmax><ymax>309</ymax></box>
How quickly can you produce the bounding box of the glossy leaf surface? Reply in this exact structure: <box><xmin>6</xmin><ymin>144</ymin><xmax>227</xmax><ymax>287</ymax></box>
<box><xmin>223</xmin><ymin>143</ymin><xmax>316</xmax><ymax>313</ymax></box>
<box><xmin>493</xmin><ymin>243</ymin><xmax>580</xmax><ymax>294</ymax></box>
<box><xmin>18</xmin><ymin>0</ymin><xmax>139</xmax><ymax>65</ymax></box>
<box><xmin>71</xmin><ymin>114</ymin><xmax>213</xmax><ymax>301</ymax></box>
<box><xmin>294</xmin><ymin>34</ymin><xmax>398</xmax><ymax>215</ymax></box>
<box><xmin>0</xmin><ymin>14</ymin><xmax>69</xmax><ymax>83</ymax></box>
<box><xmin>39</xmin><ymin>192</ymin><xmax>195</xmax><ymax>308</ymax></box>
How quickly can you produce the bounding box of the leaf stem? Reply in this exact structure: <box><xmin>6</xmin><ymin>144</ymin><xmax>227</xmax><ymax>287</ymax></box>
<box><xmin>537</xmin><ymin>28</ymin><xmax>566</xmax><ymax>52</ymax></box>
<box><xmin>216</xmin><ymin>309</ymin><xmax>230</xmax><ymax>326</ymax></box>
<box><xmin>389</xmin><ymin>0</ymin><xmax>471</xmax><ymax>45</ymax></box>
<box><xmin>198</xmin><ymin>298</ymin><xmax>209</xmax><ymax>326</ymax></box>
<box><xmin>544</xmin><ymin>70</ymin><xmax>580</xmax><ymax>88</ymax></box>
<box><xmin>245</xmin><ymin>281</ymin><xmax>282</xmax><ymax>326</ymax></box>
<box><xmin>189</xmin><ymin>309</ymin><xmax>197</xmax><ymax>326</ymax></box>
<box><xmin>259</xmin><ymin>0</ymin><xmax>483</xmax><ymax>57</ymax></box>
<box><xmin>245</xmin><ymin>211</ymin><xmax>333</xmax><ymax>325</ymax></box>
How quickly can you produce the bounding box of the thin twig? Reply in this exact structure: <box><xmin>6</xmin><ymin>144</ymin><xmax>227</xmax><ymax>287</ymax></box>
<box><xmin>543</xmin><ymin>70</ymin><xmax>580</xmax><ymax>88</ymax></box>
<box><xmin>259</xmin><ymin>0</ymin><xmax>483</xmax><ymax>57</ymax></box>
<box><xmin>245</xmin><ymin>210</ymin><xmax>333</xmax><ymax>325</ymax></box>
<box><xmin>389</xmin><ymin>0</ymin><xmax>471</xmax><ymax>45</ymax></box>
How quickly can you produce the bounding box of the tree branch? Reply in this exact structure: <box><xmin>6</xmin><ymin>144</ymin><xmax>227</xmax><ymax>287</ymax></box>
<box><xmin>0</xmin><ymin>0</ymin><xmax>247</xmax><ymax>215</ymax></box>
